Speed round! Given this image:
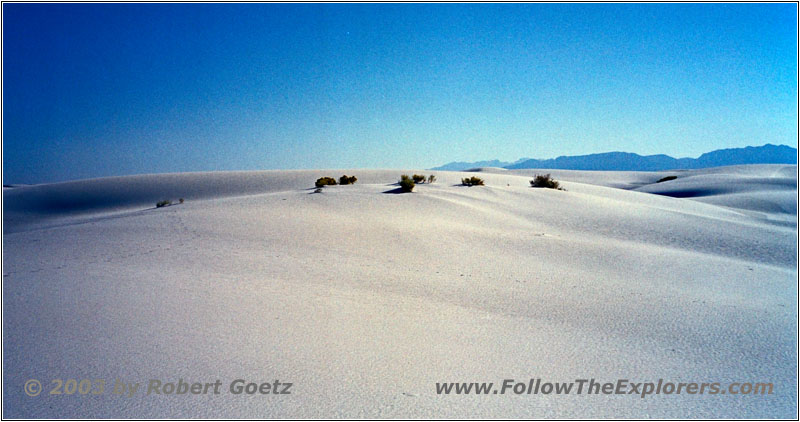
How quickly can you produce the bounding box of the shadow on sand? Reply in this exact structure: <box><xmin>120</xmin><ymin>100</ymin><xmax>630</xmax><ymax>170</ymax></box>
<box><xmin>382</xmin><ymin>186</ymin><xmax>409</xmax><ymax>194</ymax></box>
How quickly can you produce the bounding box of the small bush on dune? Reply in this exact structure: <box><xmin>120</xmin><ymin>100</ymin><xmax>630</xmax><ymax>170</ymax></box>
<box><xmin>179</xmin><ymin>198</ymin><xmax>184</xmax><ymax>204</ymax></box>
<box><xmin>339</xmin><ymin>175</ymin><xmax>358</xmax><ymax>185</ymax></box>
<box><xmin>315</xmin><ymin>177</ymin><xmax>338</xmax><ymax>188</ymax></box>
<box><xmin>399</xmin><ymin>174</ymin><xmax>415</xmax><ymax>192</ymax></box>
<box><xmin>427</xmin><ymin>174</ymin><xmax>437</xmax><ymax>184</ymax></box>
<box><xmin>656</xmin><ymin>175</ymin><xmax>677</xmax><ymax>183</ymax></box>
<box><xmin>530</xmin><ymin>174</ymin><xmax>563</xmax><ymax>190</ymax></box>
<box><xmin>156</xmin><ymin>200</ymin><xmax>172</xmax><ymax>208</ymax></box>
<box><xmin>412</xmin><ymin>174</ymin><xmax>426</xmax><ymax>183</ymax></box>
<box><xmin>461</xmin><ymin>176</ymin><xmax>485</xmax><ymax>186</ymax></box>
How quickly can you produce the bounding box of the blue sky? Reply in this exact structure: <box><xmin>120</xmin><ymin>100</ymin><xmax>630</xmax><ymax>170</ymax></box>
<box><xmin>3</xmin><ymin>3</ymin><xmax>797</xmax><ymax>183</ymax></box>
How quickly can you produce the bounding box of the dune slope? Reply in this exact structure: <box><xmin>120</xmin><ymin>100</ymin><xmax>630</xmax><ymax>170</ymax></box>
<box><xmin>3</xmin><ymin>166</ymin><xmax>797</xmax><ymax>418</ymax></box>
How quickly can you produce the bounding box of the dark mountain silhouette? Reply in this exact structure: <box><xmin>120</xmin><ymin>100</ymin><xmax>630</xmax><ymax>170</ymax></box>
<box><xmin>431</xmin><ymin>144</ymin><xmax>796</xmax><ymax>172</ymax></box>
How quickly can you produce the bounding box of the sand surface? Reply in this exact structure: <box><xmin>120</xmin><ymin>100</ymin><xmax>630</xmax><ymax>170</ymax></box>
<box><xmin>3</xmin><ymin>165</ymin><xmax>797</xmax><ymax>418</ymax></box>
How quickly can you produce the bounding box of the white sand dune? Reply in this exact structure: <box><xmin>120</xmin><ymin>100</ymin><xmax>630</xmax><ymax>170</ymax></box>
<box><xmin>631</xmin><ymin>166</ymin><xmax>797</xmax><ymax>222</ymax></box>
<box><xmin>3</xmin><ymin>166</ymin><xmax>797</xmax><ymax>418</ymax></box>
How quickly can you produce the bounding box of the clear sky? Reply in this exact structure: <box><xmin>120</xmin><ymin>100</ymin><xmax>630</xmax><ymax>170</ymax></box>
<box><xmin>3</xmin><ymin>3</ymin><xmax>797</xmax><ymax>183</ymax></box>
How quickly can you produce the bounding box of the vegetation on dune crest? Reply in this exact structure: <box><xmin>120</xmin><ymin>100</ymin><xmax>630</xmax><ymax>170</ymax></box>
<box><xmin>339</xmin><ymin>175</ymin><xmax>358</xmax><ymax>185</ymax></box>
<box><xmin>399</xmin><ymin>174</ymin><xmax>415</xmax><ymax>192</ymax></box>
<box><xmin>529</xmin><ymin>174</ymin><xmax>564</xmax><ymax>190</ymax></box>
<box><xmin>410</xmin><ymin>174</ymin><xmax>436</xmax><ymax>184</ymax></box>
<box><xmin>156</xmin><ymin>198</ymin><xmax>185</xmax><ymax>207</ymax></box>
<box><xmin>315</xmin><ymin>177</ymin><xmax>338</xmax><ymax>188</ymax></box>
<box><xmin>316</xmin><ymin>175</ymin><xmax>357</xmax><ymax>188</ymax></box>
<box><xmin>461</xmin><ymin>176</ymin><xmax>485</xmax><ymax>186</ymax></box>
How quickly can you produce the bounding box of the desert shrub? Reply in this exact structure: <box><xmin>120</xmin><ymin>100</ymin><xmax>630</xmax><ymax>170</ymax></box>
<box><xmin>339</xmin><ymin>175</ymin><xmax>358</xmax><ymax>185</ymax></box>
<box><xmin>315</xmin><ymin>177</ymin><xmax>338</xmax><ymax>188</ymax></box>
<box><xmin>399</xmin><ymin>174</ymin><xmax>415</xmax><ymax>192</ymax></box>
<box><xmin>156</xmin><ymin>200</ymin><xmax>172</xmax><ymax>208</ymax></box>
<box><xmin>412</xmin><ymin>174</ymin><xmax>426</xmax><ymax>183</ymax></box>
<box><xmin>656</xmin><ymin>175</ymin><xmax>677</xmax><ymax>183</ymax></box>
<box><xmin>427</xmin><ymin>174</ymin><xmax>437</xmax><ymax>184</ymax></box>
<box><xmin>179</xmin><ymin>198</ymin><xmax>184</xmax><ymax>204</ymax></box>
<box><xmin>461</xmin><ymin>176</ymin><xmax>485</xmax><ymax>186</ymax></box>
<box><xmin>530</xmin><ymin>174</ymin><xmax>563</xmax><ymax>190</ymax></box>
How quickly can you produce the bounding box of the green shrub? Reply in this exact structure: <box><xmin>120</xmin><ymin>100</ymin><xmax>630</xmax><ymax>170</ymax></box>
<box><xmin>399</xmin><ymin>174</ymin><xmax>415</xmax><ymax>192</ymax></box>
<box><xmin>339</xmin><ymin>175</ymin><xmax>358</xmax><ymax>185</ymax></box>
<box><xmin>412</xmin><ymin>174</ymin><xmax>426</xmax><ymax>183</ymax></box>
<box><xmin>530</xmin><ymin>174</ymin><xmax>563</xmax><ymax>190</ymax></box>
<box><xmin>315</xmin><ymin>177</ymin><xmax>338</xmax><ymax>188</ymax></box>
<box><xmin>156</xmin><ymin>200</ymin><xmax>172</xmax><ymax>208</ymax></box>
<box><xmin>427</xmin><ymin>174</ymin><xmax>437</xmax><ymax>184</ymax></box>
<box><xmin>461</xmin><ymin>176</ymin><xmax>485</xmax><ymax>186</ymax></box>
<box><xmin>656</xmin><ymin>175</ymin><xmax>677</xmax><ymax>183</ymax></box>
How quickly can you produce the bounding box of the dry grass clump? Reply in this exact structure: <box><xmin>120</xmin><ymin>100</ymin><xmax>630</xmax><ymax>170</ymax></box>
<box><xmin>461</xmin><ymin>176</ymin><xmax>485</xmax><ymax>186</ymax></box>
<box><xmin>315</xmin><ymin>177</ymin><xmax>338</xmax><ymax>188</ymax></box>
<box><xmin>339</xmin><ymin>175</ymin><xmax>358</xmax><ymax>185</ymax></box>
<box><xmin>530</xmin><ymin>174</ymin><xmax>564</xmax><ymax>190</ymax></box>
<box><xmin>399</xmin><ymin>175</ymin><xmax>415</xmax><ymax>192</ymax></box>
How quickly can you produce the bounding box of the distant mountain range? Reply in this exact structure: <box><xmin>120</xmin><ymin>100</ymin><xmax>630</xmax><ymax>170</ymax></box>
<box><xmin>430</xmin><ymin>144</ymin><xmax>797</xmax><ymax>172</ymax></box>
<box><xmin>428</xmin><ymin>159</ymin><xmax>529</xmax><ymax>171</ymax></box>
